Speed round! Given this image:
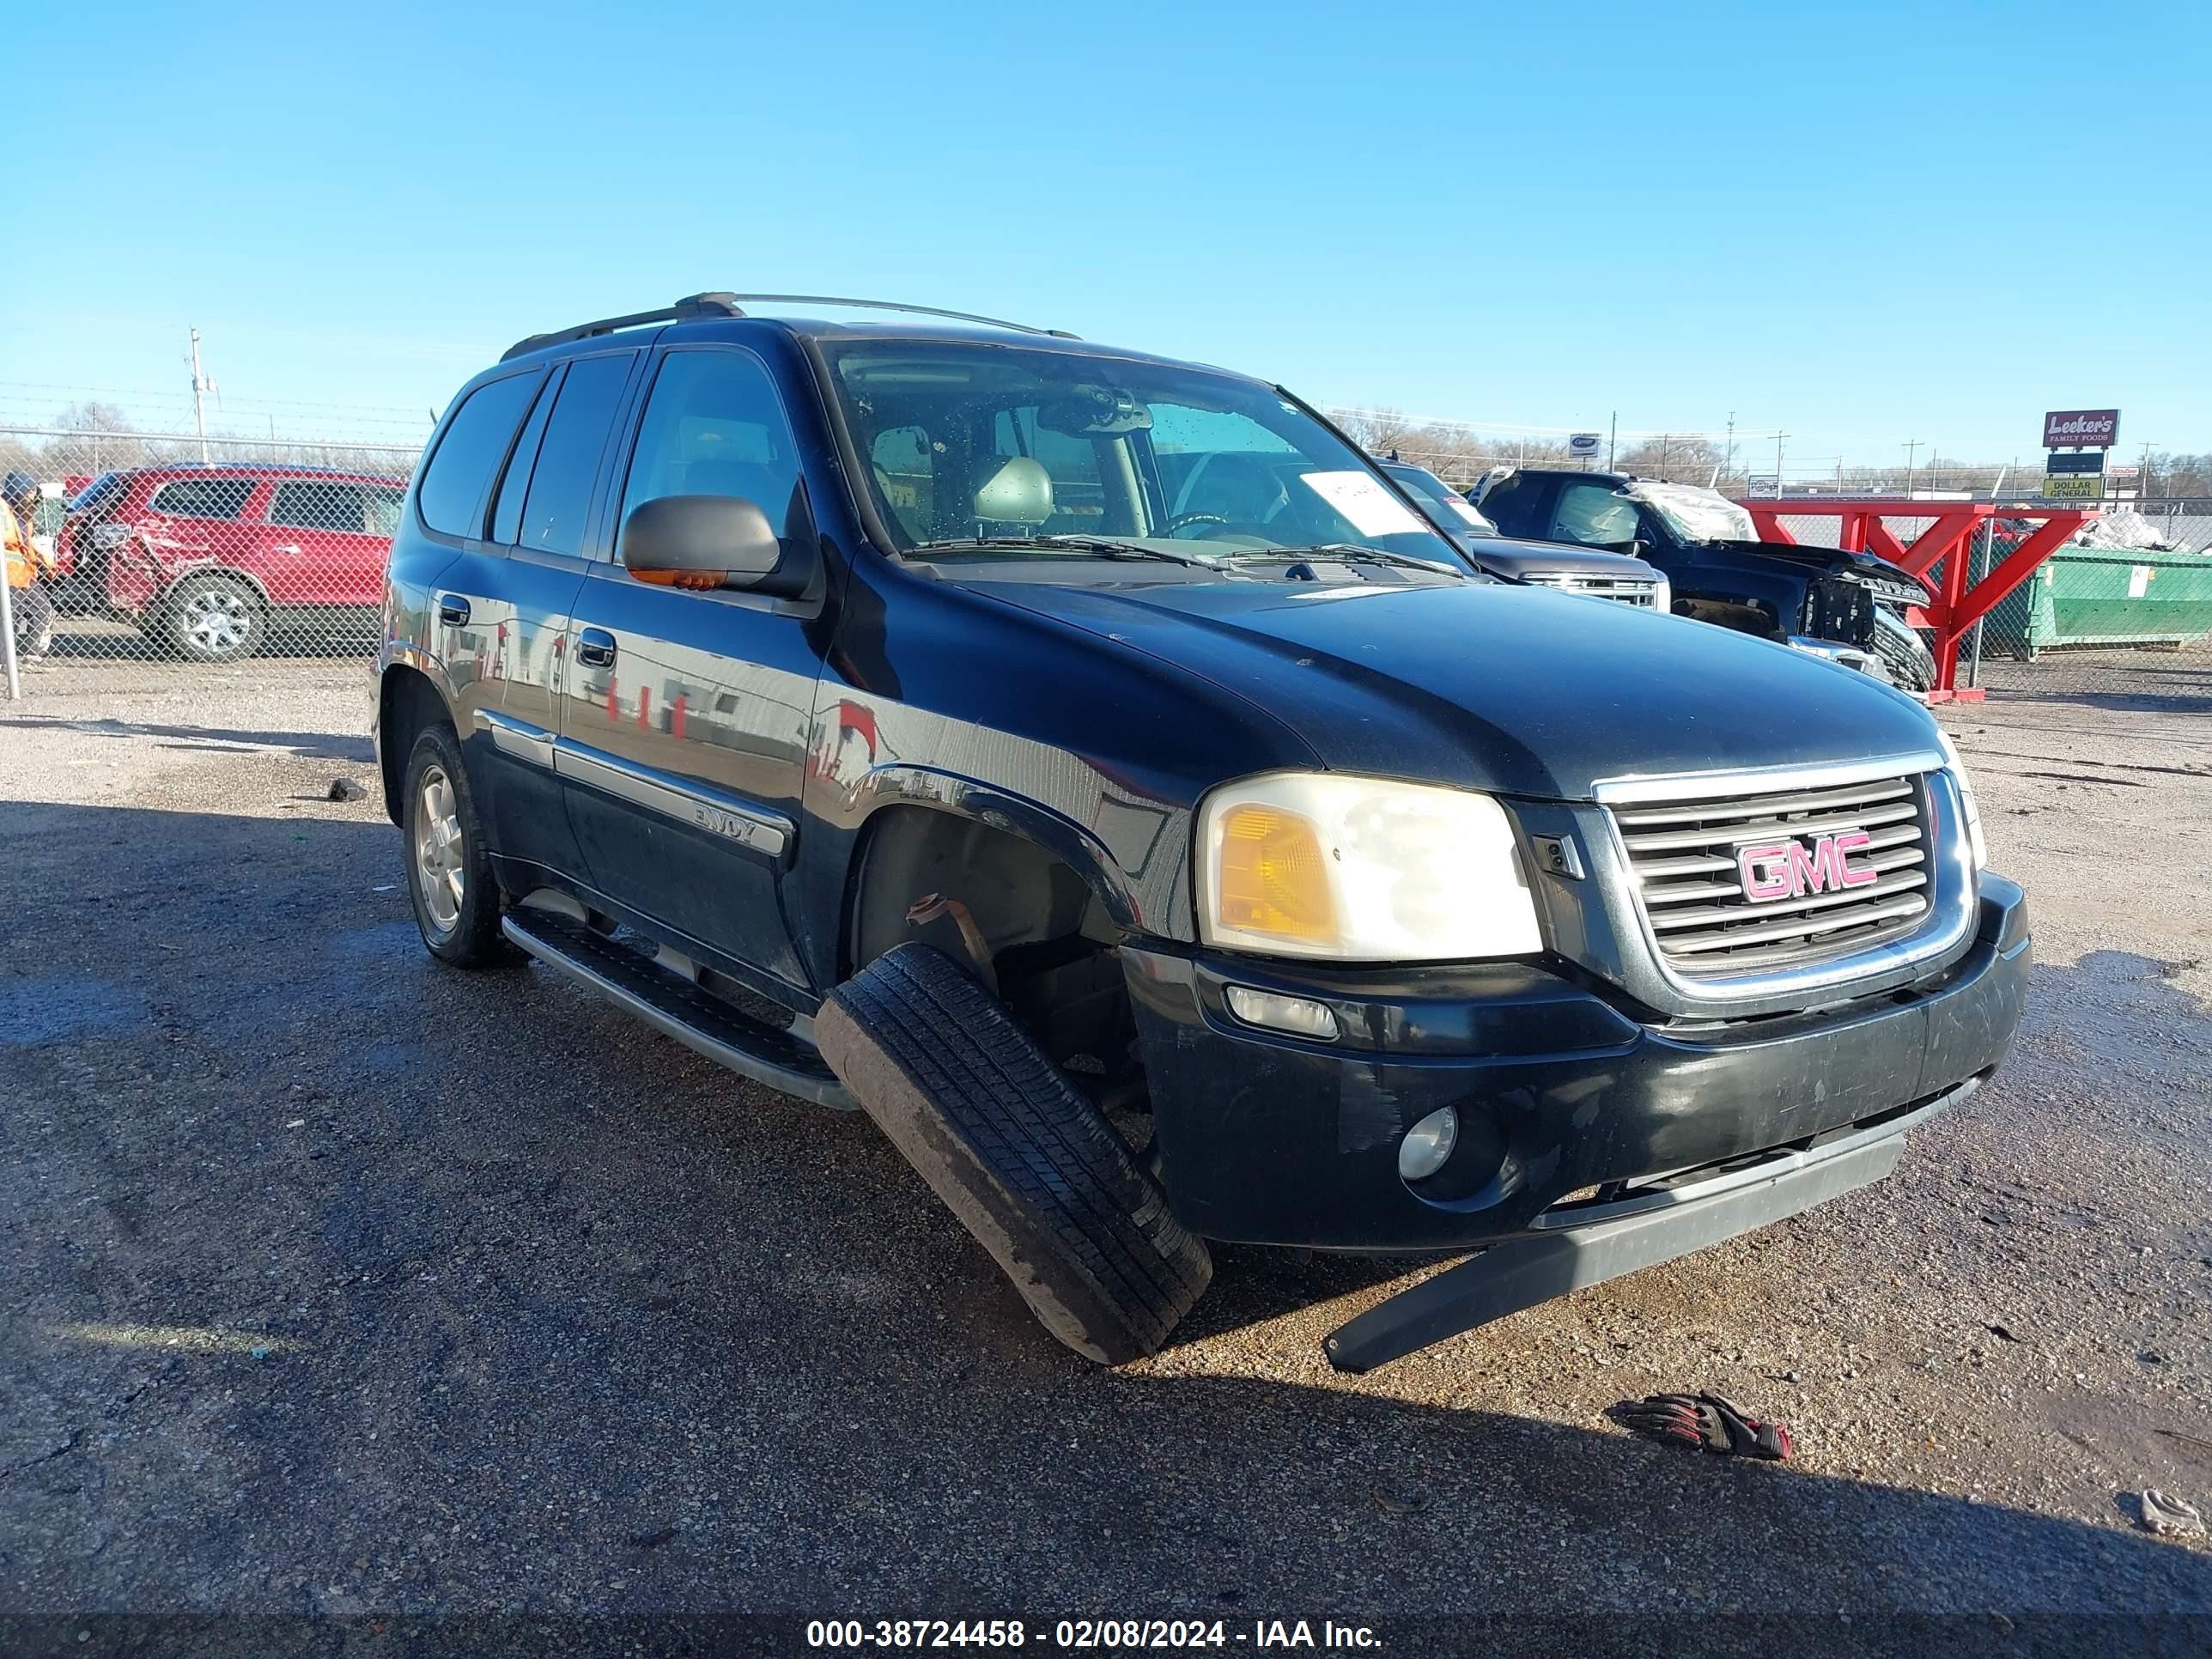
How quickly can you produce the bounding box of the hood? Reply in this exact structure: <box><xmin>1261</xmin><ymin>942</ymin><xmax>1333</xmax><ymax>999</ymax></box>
<box><xmin>1449</xmin><ymin>532</ymin><xmax>1661</xmax><ymax>581</ymax></box>
<box><xmin>968</xmin><ymin>576</ymin><xmax>1939</xmax><ymax>802</ymax></box>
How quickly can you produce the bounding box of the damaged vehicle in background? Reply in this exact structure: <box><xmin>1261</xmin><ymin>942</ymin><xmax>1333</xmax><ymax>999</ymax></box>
<box><xmin>1376</xmin><ymin>458</ymin><xmax>1669</xmax><ymax>610</ymax></box>
<box><xmin>374</xmin><ymin>292</ymin><xmax>2028</xmax><ymax>1374</ymax></box>
<box><xmin>1474</xmin><ymin>468</ymin><xmax>1940</xmax><ymax>692</ymax></box>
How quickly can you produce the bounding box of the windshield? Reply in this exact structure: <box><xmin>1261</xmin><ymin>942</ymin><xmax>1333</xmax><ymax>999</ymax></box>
<box><xmin>825</xmin><ymin>341</ymin><xmax>1464</xmax><ymax>567</ymax></box>
<box><xmin>1382</xmin><ymin>464</ymin><xmax>1497</xmax><ymax>534</ymax></box>
<box><xmin>1625</xmin><ymin>480</ymin><xmax>1755</xmax><ymax>544</ymax></box>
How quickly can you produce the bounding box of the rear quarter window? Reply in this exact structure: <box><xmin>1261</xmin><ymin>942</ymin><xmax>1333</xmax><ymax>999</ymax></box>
<box><xmin>270</xmin><ymin>480</ymin><xmax>369</xmax><ymax>532</ymax></box>
<box><xmin>149</xmin><ymin>477</ymin><xmax>256</xmax><ymax>520</ymax></box>
<box><xmin>417</xmin><ymin>371</ymin><xmax>544</xmax><ymax>538</ymax></box>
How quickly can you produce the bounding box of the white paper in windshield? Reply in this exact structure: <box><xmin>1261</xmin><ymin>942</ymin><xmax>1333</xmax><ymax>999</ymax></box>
<box><xmin>1299</xmin><ymin>471</ymin><xmax>1425</xmax><ymax>537</ymax></box>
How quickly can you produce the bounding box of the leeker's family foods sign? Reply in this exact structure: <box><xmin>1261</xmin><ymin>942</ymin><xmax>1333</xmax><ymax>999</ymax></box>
<box><xmin>2044</xmin><ymin>409</ymin><xmax>2119</xmax><ymax>448</ymax></box>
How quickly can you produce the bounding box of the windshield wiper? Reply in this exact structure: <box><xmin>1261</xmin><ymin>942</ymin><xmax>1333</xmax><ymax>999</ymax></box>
<box><xmin>908</xmin><ymin>534</ymin><xmax>1208</xmax><ymax>568</ymax></box>
<box><xmin>1209</xmin><ymin>543</ymin><xmax>1467</xmax><ymax>578</ymax></box>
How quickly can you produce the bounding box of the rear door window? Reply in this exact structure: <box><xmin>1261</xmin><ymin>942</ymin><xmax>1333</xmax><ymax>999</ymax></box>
<box><xmin>417</xmin><ymin>370</ymin><xmax>544</xmax><ymax>538</ymax></box>
<box><xmin>516</xmin><ymin>353</ymin><xmax>635</xmax><ymax>557</ymax></box>
<box><xmin>270</xmin><ymin>481</ymin><xmax>368</xmax><ymax>532</ymax></box>
<box><xmin>489</xmin><ymin>373</ymin><xmax>562</xmax><ymax>545</ymax></box>
<box><xmin>1474</xmin><ymin>471</ymin><xmax>1538</xmax><ymax>536</ymax></box>
<box><xmin>149</xmin><ymin>477</ymin><xmax>255</xmax><ymax>520</ymax></box>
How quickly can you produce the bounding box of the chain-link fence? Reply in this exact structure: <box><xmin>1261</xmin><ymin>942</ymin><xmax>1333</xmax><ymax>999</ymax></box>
<box><xmin>1767</xmin><ymin>508</ymin><xmax>2212</xmax><ymax>710</ymax></box>
<box><xmin>3</xmin><ymin>427</ymin><xmax>421</xmax><ymax>686</ymax></box>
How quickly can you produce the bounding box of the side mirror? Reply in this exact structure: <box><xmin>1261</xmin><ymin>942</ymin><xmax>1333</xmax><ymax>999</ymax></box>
<box><xmin>621</xmin><ymin>495</ymin><xmax>810</xmax><ymax>597</ymax></box>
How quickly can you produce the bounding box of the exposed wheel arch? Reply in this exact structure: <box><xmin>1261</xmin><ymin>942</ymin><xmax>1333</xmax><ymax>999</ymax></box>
<box><xmin>378</xmin><ymin>665</ymin><xmax>453</xmax><ymax>825</ymax></box>
<box><xmin>842</xmin><ymin>805</ymin><xmax>1146</xmax><ymax>1105</ymax></box>
<box><xmin>843</xmin><ymin>804</ymin><xmax>1110</xmax><ymax>981</ymax></box>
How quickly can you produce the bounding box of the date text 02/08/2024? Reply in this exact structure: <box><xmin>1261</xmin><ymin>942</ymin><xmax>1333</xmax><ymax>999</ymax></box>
<box><xmin>804</xmin><ymin>1620</ymin><xmax>1382</xmax><ymax>1650</ymax></box>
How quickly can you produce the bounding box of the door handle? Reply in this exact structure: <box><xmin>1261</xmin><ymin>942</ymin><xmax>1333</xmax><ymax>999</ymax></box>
<box><xmin>574</xmin><ymin>628</ymin><xmax>617</xmax><ymax>669</ymax></box>
<box><xmin>437</xmin><ymin>592</ymin><xmax>471</xmax><ymax>627</ymax></box>
<box><xmin>271</xmin><ymin>543</ymin><xmax>304</xmax><ymax>556</ymax></box>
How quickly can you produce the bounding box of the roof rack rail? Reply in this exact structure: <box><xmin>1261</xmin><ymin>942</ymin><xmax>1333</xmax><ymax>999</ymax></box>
<box><xmin>717</xmin><ymin>295</ymin><xmax>1079</xmax><ymax>340</ymax></box>
<box><xmin>501</xmin><ymin>292</ymin><xmax>746</xmax><ymax>362</ymax></box>
<box><xmin>500</xmin><ymin>291</ymin><xmax>1078</xmax><ymax>361</ymax></box>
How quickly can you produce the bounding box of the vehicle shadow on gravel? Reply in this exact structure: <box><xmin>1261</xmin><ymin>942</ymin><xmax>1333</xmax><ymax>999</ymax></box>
<box><xmin>3</xmin><ymin>802</ymin><xmax>2209</xmax><ymax>1618</ymax></box>
<box><xmin>0</xmin><ymin>714</ymin><xmax>375</xmax><ymax>764</ymax></box>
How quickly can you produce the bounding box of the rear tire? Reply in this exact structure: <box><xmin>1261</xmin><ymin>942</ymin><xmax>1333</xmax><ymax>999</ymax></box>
<box><xmin>167</xmin><ymin>572</ymin><xmax>264</xmax><ymax>663</ymax></box>
<box><xmin>817</xmin><ymin>943</ymin><xmax>1212</xmax><ymax>1364</ymax></box>
<box><xmin>402</xmin><ymin>723</ymin><xmax>509</xmax><ymax>968</ymax></box>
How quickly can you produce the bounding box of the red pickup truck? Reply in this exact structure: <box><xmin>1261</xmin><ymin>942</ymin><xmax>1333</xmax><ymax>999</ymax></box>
<box><xmin>55</xmin><ymin>463</ymin><xmax>409</xmax><ymax>661</ymax></box>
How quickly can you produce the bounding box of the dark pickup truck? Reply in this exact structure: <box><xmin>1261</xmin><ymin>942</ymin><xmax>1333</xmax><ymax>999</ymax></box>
<box><xmin>376</xmin><ymin>294</ymin><xmax>2028</xmax><ymax>1370</ymax></box>
<box><xmin>1475</xmin><ymin>467</ymin><xmax>1939</xmax><ymax>690</ymax></box>
<box><xmin>1377</xmin><ymin>459</ymin><xmax>1670</xmax><ymax>611</ymax></box>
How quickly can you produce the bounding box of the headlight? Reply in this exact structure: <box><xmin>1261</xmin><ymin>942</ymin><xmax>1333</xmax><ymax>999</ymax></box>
<box><xmin>1932</xmin><ymin>728</ymin><xmax>1987</xmax><ymax>870</ymax></box>
<box><xmin>91</xmin><ymin>524</ymin><xmax>131</xmax><ymax>549</ymax></box>
<box><xmin>1195</xmin><ymin>773</ymin><xmax>1542</xmax><ymax>961</ymax></box>
<box><xmin>1650</xmin><ymin>574</ymin><xmax>1672</xmax><ymax>614</ymax></box>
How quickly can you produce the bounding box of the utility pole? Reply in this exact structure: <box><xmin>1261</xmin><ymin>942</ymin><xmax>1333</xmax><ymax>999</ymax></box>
<box><xmin>1773</xmin><ymin>432</ymin><xmax>1788</xmax><ymax>499</ymax></box>
<box><xmin>1900</xmin><ymin>438</ymin><xmax>1922</xmax><ymax>498</ymax></box>
<box><xmin>188</xmin><ymin>328</ymin><xmax>214</xmax><ymax>463</ymax></box>
<box><xmin>1725</xmin><ymin>410</ymin><xmax>1736</xmax><ymax>487</ymax></box>
<box><xmin>1607</xmin><ymin>410</ymin><xmax>1617</xmax><ymax>471</ymax></box>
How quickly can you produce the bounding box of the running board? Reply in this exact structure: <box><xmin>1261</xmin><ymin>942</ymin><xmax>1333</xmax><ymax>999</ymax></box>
<box><xmin>502</xmin><ymin>909</ymin><xmax>854</xmax><ymax>1110</ymax></box>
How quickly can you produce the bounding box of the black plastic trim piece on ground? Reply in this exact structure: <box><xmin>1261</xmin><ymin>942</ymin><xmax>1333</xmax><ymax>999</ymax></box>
<box><xmin>817</xmin><ymin>943</ymin><xmax>1212</xmax><ymax>1364</ymax></box>
<box><xmin>1322</xmin><ymin>1079</ymin><xmax>1976</xmax><ymax>1374</ymax></box>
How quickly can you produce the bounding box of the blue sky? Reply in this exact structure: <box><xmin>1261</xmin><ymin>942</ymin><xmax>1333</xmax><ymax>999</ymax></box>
<box><xmin>13</xmin><ymin>0</ymin><xmax>2209</xmax><ymax>471</ymax></box>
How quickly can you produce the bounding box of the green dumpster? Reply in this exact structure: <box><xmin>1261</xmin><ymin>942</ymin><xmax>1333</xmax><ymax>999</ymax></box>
<box><xmin>1982</xmin><ymin>544</ymin><xmax>2212</xmax><ymax>659</ymax></box>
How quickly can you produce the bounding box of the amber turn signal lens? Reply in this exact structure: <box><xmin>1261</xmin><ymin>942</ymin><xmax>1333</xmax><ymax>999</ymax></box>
<box><xmin>1215</xmin><ymin>805</ymin><xmax>1336</xmax><ymax>943</ymax></box>
<box><xmin>632</xmin><ymin>568</ymin><xmax>727</xmax><ymax>590</ymax></box>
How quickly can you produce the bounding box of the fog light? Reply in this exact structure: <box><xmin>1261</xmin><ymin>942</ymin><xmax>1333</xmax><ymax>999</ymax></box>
<box><xmin>1398</xmin><ymin>1107</ymin><xmax>1459</xmax><ymax>1182</ymax></box>
<box><xmin>1224</xmin><ymin>985</ymin><xmax>1339</xmax><ymax>1041</ymax></box>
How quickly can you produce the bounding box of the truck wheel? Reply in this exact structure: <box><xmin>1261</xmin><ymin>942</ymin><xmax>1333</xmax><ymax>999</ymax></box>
<box><xmin>401</xmin><ymin>724</ymin><xmax>508</xmax><ymax>968</ymax></box>
<box><xmin>817</xmin><ymin>943</ymin><xmax>1212</xmax><ymax>1364</ymax></box>
<box><xmin>167</xmin><ymin>573</ymin><xmax>264</xmax><ymax>663</ymax></box>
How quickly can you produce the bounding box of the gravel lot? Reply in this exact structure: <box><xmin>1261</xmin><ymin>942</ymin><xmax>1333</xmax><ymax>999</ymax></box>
<box><xmin>2</xmin><ymin>654</ymin><xmax>2209</xmax><ymax>1627</ymax></box>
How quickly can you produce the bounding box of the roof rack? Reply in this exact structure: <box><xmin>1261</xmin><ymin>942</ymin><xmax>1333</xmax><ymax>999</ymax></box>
<box><xmin>501</xmin><ymin>292</ymin><xmax>745</xmax><ymax>361</ymax></box>
<box><xmin>500</xmin><ymin>291</ymin><xmax>1078</xmax><ymax>361</ymax></box>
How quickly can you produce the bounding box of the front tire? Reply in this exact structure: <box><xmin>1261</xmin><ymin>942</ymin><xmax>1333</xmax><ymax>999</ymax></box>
<box><xmin>167</xmin><ymin>573</ymin><xmax>264</xmax><ymax>663</ymax></box>
<box><xmin>402</xmin><ymin>724</ymin><xmax>507</xmax><ymax>967</ymax></box>
<box><xmin>817</xmin><ymin>943</ymin><xmax>1213</xmax><ymax>1364</ymax></box>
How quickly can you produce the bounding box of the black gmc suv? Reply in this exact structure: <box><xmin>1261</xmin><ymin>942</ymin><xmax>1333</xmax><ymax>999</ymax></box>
<box><xmin>376</xmin><ymin>294</ymin><xmax>2028</xmax><ymax>1370</ymax></box>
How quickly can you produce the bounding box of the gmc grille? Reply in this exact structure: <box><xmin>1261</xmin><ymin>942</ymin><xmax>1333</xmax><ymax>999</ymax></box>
<box><xmin>1522</xmin><ymin>573</ymin><xmax>1662</xmax><ymax>607</ymax></box>
<box><xmin>1613</xmin><ymin>770</ymin><xmax>1934</xmax><ymax>976</ymax></box>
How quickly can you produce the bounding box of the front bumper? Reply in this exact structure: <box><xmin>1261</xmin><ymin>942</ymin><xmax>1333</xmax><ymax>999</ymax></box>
<box><xmin>1122</xmin><ymin>872</ymin><xmax>2029</xmax><ymax>1250</ymax></box>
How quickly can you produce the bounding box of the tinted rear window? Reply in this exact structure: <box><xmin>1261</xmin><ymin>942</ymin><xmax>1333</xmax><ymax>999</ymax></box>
<box><xmin>418</xmin><ymin>372</ymin><xmax>544</xmax><ymax>538</ymax></box>
<box><xmin>149</xmin><ymin>477</ymin><xmax>255</xmax><ymax>520</ymax></box>
<box><xmin>517</xmin><ymin>353</ymin><xmax>635</xmax><ymax>556</ymax></box>
<box><xmin>270</xmin><ymin>481</ymin><xmax>368</xmax><ymax>532</ymax></box>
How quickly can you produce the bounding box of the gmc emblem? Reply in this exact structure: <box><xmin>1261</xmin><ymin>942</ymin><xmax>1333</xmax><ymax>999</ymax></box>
<box><xmin>1737</xmin><ymin>830</ymin><xmax>1879</xmax><ymax>903</ymax></box>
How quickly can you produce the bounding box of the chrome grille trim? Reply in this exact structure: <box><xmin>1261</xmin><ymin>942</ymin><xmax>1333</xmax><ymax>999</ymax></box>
<box><xmin>1595</xmin><ymin>751</ymin><xmax>1973</xmax><ymax>999</ymax></box>
<box><xmin>1521</xmin><ymin>573</ymin><xmax>1662</xmax><ymax>607</ymax></box>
